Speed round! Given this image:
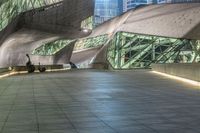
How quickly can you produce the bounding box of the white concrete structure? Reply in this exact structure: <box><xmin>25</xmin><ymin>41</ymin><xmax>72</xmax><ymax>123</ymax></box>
<box><xmin>89</xmin><ymin>3</ymin><xmax>200</xmax><ymax>68</ymax></box>
<box><xmin>91</xmin><ymin>3</ymin><xmax>200</xmax><ymax>40</ymax></box>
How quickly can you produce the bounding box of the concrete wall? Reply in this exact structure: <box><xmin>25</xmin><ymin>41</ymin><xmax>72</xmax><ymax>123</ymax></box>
<box><xmin>0</xmin><ymin>0</ymin><xmax>94</xmax><ymax>46</ymax></box>
<box><xmin>89</xmin><ymin>3</ymin><xmax>200</xmax><ymax>40</ymax></box>
<box><xmin>90</xmin><ymin>44</ymin><xmax>110</xmax><ymax>69</ymax></box>
<box><xmin>0</xmin><ymin>0</ymin><xmax>94</xmax><ymax>68</ymax></box>
<box><xmin>0</xmin><ymin>15</ymin><xmax>22</xmax><ymax>47</ymax></box>
<box><xmin>0</xmin><ymin>28</ymin><xmax>76</xmax><ymax>68</ymax></box>
<box><xmin>152</xmin><ymin>63</ymin><xmax>200</xmax><ymax>82</ymax></box>
<box><xmin>71</xmin><ymin>46</ymin><xmax>102</xmax><ymax>68</ymax></box>
<box><xmin>23</xmin><ymin>0</ymin><xmax>94</xmax><ymax>34</ymax></box>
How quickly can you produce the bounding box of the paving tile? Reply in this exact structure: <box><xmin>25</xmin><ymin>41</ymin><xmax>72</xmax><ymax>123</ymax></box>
<box><xmin>77</xmin><ymin>127</ymin><xmax>115</xmax><ymax>133</ymax></box>
<box><xmin>0</xmin><ymin>70</ymin><xmax>199</xmax><ymax>133</ymax></box>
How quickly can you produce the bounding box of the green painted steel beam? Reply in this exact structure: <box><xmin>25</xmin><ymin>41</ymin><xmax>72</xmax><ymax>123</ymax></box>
<box><xmin>107</xmin><ymin>31</ymin><xmax>200</xmax><ymax>69</ymax></box>
<box><xmin>121</xmin><ymin>44</ymin><xmax>153</xmax><ymax>68</ymax></box>
<box><xmin>74</xmin><ymin>35</ymin><xmax>108</xmax><ymax>51</ymax></box>
<box><xmin>32</xmin><ymin>39</ymin><xmax>74</xmax><ymax>56</ymax></box>
<box><xmin>155</xmin><ymin>39</ymin><xmax>186</xmax><ymax>61</ymax></box>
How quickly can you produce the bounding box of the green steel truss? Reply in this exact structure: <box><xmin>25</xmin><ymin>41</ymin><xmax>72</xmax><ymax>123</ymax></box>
<box><xmin>81</xmin><ymin>16</ymin><xmax>94</xmax><ymax>30</ymax></box>
<box><xmin>32</xmin><ymin>39</ymin><xmax>74</xmax><ymax>56</ymax></box>
<box><xmin>74</xmin><ymin>35</ymin><xmax>108</xmax><ymax>51</ymax></box>
<box><xmin>0</xmin><ymin>0</ymin><xmax>62</xmax><ymax>31</ymax></box>
<box><xmin>107</xmin><ymin>32</ymin><xmax>200</xmax><ymax>69</ymax></box>
<box><xmin>32</xmin><ymin>34</ymin><xmax>108</xmax><ymax>56</ymax></box>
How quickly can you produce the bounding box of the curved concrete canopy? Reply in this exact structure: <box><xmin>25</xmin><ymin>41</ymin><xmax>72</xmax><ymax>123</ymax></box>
<box><xmin>90</xmin><ymin>3</ymin><xmax>200</xmax><ymax>40</ymax></box>
<box><xmin>0</xmin><ymin>28</ymin><xmax>90</xmax><ymax>68</ymax></box>
<box><xmin>71</xmin><ymin>46</ymin><xmax>103</xmax><ymax>67</ymax></box>
<box><xmin>0</xmin><ymin>0</ymin><xmax>94</xmax><ymax>68</ymax></box>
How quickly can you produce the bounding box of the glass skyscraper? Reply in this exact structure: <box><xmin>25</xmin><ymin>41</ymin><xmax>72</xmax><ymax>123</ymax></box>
<box><xmin>94</xmin><ymin>0</ymin><xmax>123</xmax><ymax>26</ymax></box>
<box><xmin>123</xmin><ymin>0</ymin><xmax>153</xmax><ymax>12</ymax></box>
<box><xmin>157</xmin><ymin>0</ymin><xmax>168</xmax><ymax>3</ymax></box>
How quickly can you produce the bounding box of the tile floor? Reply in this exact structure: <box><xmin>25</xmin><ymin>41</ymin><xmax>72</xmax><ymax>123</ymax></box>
<box><xmin>0</xmin><ymin>70</ymin><xmax>199</xmax><ymax>133</ymax></box>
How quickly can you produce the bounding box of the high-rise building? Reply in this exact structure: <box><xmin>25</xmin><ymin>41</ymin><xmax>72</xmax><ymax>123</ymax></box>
<box><xmin>157</xmin><ymin>0</ymin><xmax>199</xmax><ymax>4</ymax></box>
<box><xmin>156</xmin><ymin>0</ymin><xmax>166</xmax><ymax>3</ymax></box>
<box><xmin>171</xmin><ymin>0</ymin><xmax>199</xmax><ymax>3</ymax></box>
<box><xmin>123</xmin><ymin>0</ymin><xmax>153</xmax><ymax>12</ymax></box>
<box><xmin>94</xmin><ymin>0</ymin><xmax>123</xmax><ymax>26</ymax></box>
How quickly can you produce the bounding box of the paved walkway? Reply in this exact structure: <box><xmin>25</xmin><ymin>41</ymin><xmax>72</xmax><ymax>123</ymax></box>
<box><xmin>0</xmin><ymin>70</ymin><xmax>199</xmax><ymax>133</ymax></box>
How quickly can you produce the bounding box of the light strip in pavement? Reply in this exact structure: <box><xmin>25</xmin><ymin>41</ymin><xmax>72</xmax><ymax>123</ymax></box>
<box><xmin>152</xmin><ymin>71</ymin><xmax>200</xmax><ymax>87</ymax></box>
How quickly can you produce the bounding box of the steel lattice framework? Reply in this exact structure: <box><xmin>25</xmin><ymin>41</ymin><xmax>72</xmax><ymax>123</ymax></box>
<box><xmin>31</xmin><ymin>34</ymin><xmax>108</xmax><ymax>55</ymax></box>
<box><xmin>74</xmin><ymin>35</ymin><xmax>108</xmax><ymax>51</ymax></box>
<box><xmin>32</xmin><ymin>39</ymin><xmax>74</xmax><ymax>56</ymax></box>
<box><xmin>107</xmin><ymin>32</ymin><xmax>200</xmax><ymax>69</ymax></box>
<box><xmin>0</xmin><ymin>0</ymin><xmax>62</xmax><ymax>31</ymax></box>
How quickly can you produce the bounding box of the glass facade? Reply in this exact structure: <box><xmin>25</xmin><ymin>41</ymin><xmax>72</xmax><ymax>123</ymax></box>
<box><xmin>170</xmin><ymin>0</ymin><xmax>200</xmax><ymax>3</ymax></box>
<box><xmin>107</xmin><ymin>32</ymin><xmax>200</xmax><ymax>69</ymax></box>
<box><xmin>157</xmin><ymin>0</ymin><xmax>200</xmax><ymax>4</ymax></box>
<box><xmin>74</xmin><ymin>35</ymin><xmax>108</xmax><ymax>51</ymax></box>
<box><xmin>32</xmin><ymin>39</ymin><xmax>74</xmax><ymax>56</ymax></box>
<box><xmin>0</xmin><ymin>0</ymin><xmax>62</xmax><ymax>31</ymax></box>
<box><xmin>123</xmin><ymin>0</ymin><xmax>153</xmax><ymax>12</ymax></box>
<box><xmin>81</xmin><ymin>16</ymin><xmax>94</xmax><ymax>30</ymax></box>
<box><xmin>32</xmin><ymin>35</ymin><xmax>108</xmax><ymax>55</ymax></box>
<box><xmin>94</xmin><ymin>0</ymin><xmax>123</xmax><ymax>26</ymax></box>
<box><xmin>157</xmin><ymin>0</ymin><xmax>168</xmax><ymax>3</ymax></box>
<box><xmin>123</xmin><ymin>0</ymin><xmax>200</xmax><ymax>12</ymax></box>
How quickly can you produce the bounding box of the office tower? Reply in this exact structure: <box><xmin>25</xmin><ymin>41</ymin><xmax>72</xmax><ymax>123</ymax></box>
<box><xmin>123</xmin><ymin>0</ymin><xmax>153</xmax><ymax>12</ymax></box>
<box><xmin>94</xmin><ymin>0</ymin><xmax>123</xmax><ymax>26</ymax></box>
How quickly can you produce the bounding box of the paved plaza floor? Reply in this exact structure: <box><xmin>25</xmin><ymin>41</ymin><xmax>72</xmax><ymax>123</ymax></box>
<box><xmin>0</xmin><ymin>70</ymin><xmax>199</xmax><ymax>133</ymax></box>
